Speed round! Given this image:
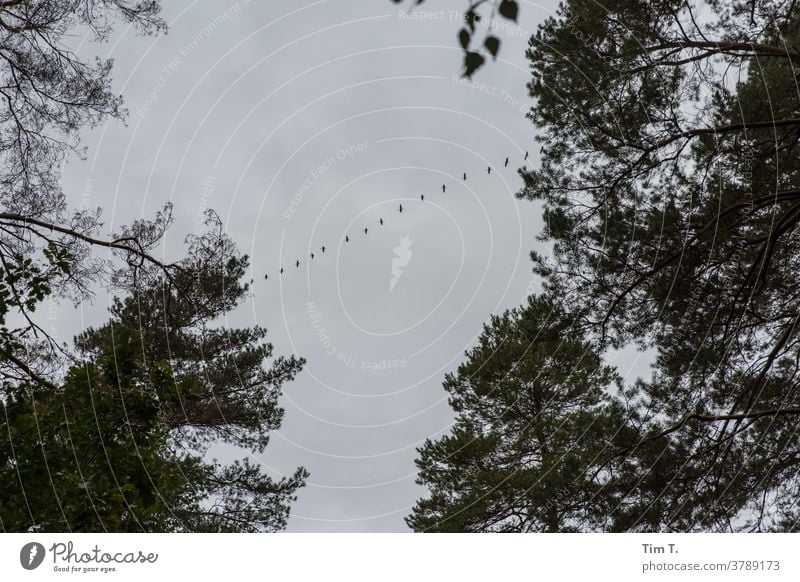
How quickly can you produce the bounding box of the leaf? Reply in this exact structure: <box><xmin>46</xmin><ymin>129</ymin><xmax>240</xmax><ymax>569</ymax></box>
<box><xmin>499</xmin><ymin>0</ymin><xmax>519</xmax><ymax>22</ymax></box>
<box><xmin>458</xmin><ymin>28</ymin><xmax>471</xmax><ymax>49</ymax></box>
<box><xmin>484</xmin><ymin>35</ymin><xmax>501</xmax><ymax>59</ymax></box>
<box><xmin>463</xmin><ymin>51</ymin><xmax>485</xmax><ymax>78</ymax></box>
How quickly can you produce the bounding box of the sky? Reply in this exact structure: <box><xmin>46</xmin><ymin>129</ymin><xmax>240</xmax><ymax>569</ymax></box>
<box><xmin>53</xmin><ymin>0</ymin><xmax>653</xmax><ymax>532</ymax></box>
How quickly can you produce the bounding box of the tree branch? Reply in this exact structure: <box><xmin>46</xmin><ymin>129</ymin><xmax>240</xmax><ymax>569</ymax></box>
<box><xmin>619</xmin><ymin>406</ymin><xmax>800</xmax><ymax>456</ymax></box>
<box><xmin>0</xmin><ymin>212</ymin><xmax>183</xmax><ymax>277</ymax></box>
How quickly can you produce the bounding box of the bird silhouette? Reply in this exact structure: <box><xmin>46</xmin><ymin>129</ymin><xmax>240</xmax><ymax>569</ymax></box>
<box><xmin>399</xmin><ymin>204</ymin><xmax>403</xmax><ymax>213</ymax></box>
<box><xmin>487</xmin><ymin>166</ymin><xmax>492</xmax><ymax>174</ymax></box>
<box><xmin>504</xmin><ymin>157</ymin><xmax>509</xmax><ymax>167</ymax></box>
<box><xmin>264</xmin><ymin>274</ymin><xmax>268</xmax><ymax>280</ymax></box>
<box><xmin>524</xmin><ymin>151</ymin><xmax>529</xmax><ymax>160</ymax></box>
<box><xmin>364</xmin><ymin>227</ymin><xmax>368</xmax><ymax>235</ymax></box>
<box><xmin>296</xmin><ymin>260</ymin><xmax>300</xmax><ymax>268</ymax></box>
<box><xmin>321</xmin><ymin>246</ymin><xmax>326</xmax><ymax>253</ymax></box>
<box><xmin>345</xmin><ymin>235</ymin><xmax>350</xmax><ymax>242</ymax></box>
<box><xmin>420</xmin><ymin>194</ymin><xmax>425</xmax><ymax>201</ymax></box>
<box><xmin>310</xmin><ymin>252</ymin><xmax>315</xmax><ymax>259</ymax></box>
<box><xmin>442</xmin><ymin>184</ymin><xmax>446</xmax><ymax>193</ymax></box>
<box><xmin>379</xmin><ymin>218</ymin><xmax>384</xmax><ymax>225</ymax></box>
<box><xmin>463</xmin><ymin>172</ymin><xmax>467</xmax><ymax>181</ymax></box>
<box><xmin>280</xmin><ymin>267</ymin><xmax>284</xmax><ymax>274</ymax></box>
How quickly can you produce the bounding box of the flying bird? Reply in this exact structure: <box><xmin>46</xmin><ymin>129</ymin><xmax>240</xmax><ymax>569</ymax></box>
<box><xmin>399</xmin><ymin>204</ymin><xmax>403</xmax><ymax>213</ymax></box>
<box><xmin>310</xmin><ymin>252</ymin><xmax>315</xmax><ymax>259</ymax></box>
<box><xmin>420</xmin><ymin>194</ymin><xmax>425</xmax><ymax>201</ymax></box>
<box><xmin>345</xmin><ymin>235</ymin><xmax>350</xmax><ymax>243</ymax></box>
<box><xmin>504</xmin><ymin>157</ymin><xmax>509</xmax><ymax>167</ymax></box>
<box><xmin>321</xmin><ymin>246</ymin><xmax>326</xmax><ymax>253</ymax></box>
<box><xmin>442</xmin><ymin>184</ymin><xmax>446</xmax><ymax>193</ymax></box>
<box><xmin>379</xmin><ymin>218</ymin><xmax>384</xmax><ymax>225</ymax></box>
<box><xmin>280</xmin><ymin>267</ymin><xmax>284</xmax><ymax>274</ymax></box>
<box><xmin>296</xmin><ymin>260</ymin><xmax>300</xmax><ymax>268</ymax></box>
<box><xmin>463</xmin><ymin>172</ymin><xmax>467</xmax><ymax>181</ymax></box>
<box><xmin>524</xmin><ymin>151</ymin><xmax>529</xmax><ymax>160</ymax></box>
<box><xmin>487</xmin><ymin>166</ymin><xmax>491</xmax><ymax>174</ymax></box>
<box><xmin>364</xmin><ymin>227</ymin><xmax>368</xmax><ymax>235</ymax></box>
<box><xmin>264</xmin><ymin>274</ymin><xmax>268</xmax><ymax>280</ymax></box>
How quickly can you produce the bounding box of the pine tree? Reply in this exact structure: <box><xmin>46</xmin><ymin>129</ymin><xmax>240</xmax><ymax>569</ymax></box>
<box><xmin>408</xmin><ymin>294</ymin><xmax>636</xmax><ymax>532</ymax></box>
<box><xmin>1</xmin><ymin>255</ymin><xmax>307</xmax><ymax>532</ymax></box>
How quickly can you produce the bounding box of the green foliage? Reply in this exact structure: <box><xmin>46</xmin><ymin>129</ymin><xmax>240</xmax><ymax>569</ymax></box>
<box><xmin>0</xmin><ymin>257</ymin><xmax>307</xmax><ymax>532</ymax></box>
<box><xmin>407</xmin><ymin>295</ymin><xmax>637</xmax><ymax>532</ymax></box>
<box><xmin>1</xmin><ymin>360</ymin><xmax>195</xmax><ymax>531</ymax></box>
<box><xmin>409</xmin><ymin>0</ymin><xmax>800</xmax><ymax>532</ymax></box>
<box><xmin>517</xmin><ymin>0</ymin><xmax>800</xmax><ymax>531</ymax></box>
<box><xmin>0</xmin><ymin>0</ymin><xmax>309</xmax><ymax>534</ymax></box>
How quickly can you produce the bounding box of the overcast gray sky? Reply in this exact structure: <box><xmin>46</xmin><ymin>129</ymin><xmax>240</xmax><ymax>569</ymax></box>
<box><xmin>53</xmin><ymin>0</ymin><xmax>652</xmax><ymax>532</ymax></box>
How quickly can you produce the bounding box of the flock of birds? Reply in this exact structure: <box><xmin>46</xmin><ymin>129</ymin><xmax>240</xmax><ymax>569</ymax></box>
<box><xmin>263</xmin><ymin>151</ymin><xmax>529</xmax><ymax>280</ymax></box>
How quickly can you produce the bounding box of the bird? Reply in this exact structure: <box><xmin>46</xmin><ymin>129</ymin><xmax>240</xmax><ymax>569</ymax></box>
<box><xmin>399</xmin><ymin>204</ymin><xmax>403</xmax><ymax>213</ymax></box>
<box><xmin>420</xmin><ymin>194</ymin><xmax>425</xmax><ymax>201</ymax></box>
<box><xmin>296</xmin><ymin>260</ymin><xmax>300</xmax><ymax>268</ymax></box>
<box><xmin>310</xmin><ymin>252</ymin><xmax>315</xmax><ymax>259</ymax></box>
<box><xmin>463</xmin><ymin>172</ymin><xmax>467</xmax><ymax>181</ymax></box>
<box><xmin>264</xmin><ymin>274</ymin><xmax>268</xmax><ymax>280</ymax></box>
<box><xmin>280</xmin><ymin>267</ymin><xmax>284</xmax><ymax>274</ymax></box>
<box><xmin>442</xmin><ymin>184</ymin><xmax>447</xmax><ymax>193</ymax></box>
<box><xmin>379</xmin><ymin>218</ymin><xmax>384</xmax><ymax>226</ymax></box>
<box><xmin>504</xmin><ymin>157</ymin><xmax>509</xmax><ymax>167</ymax></box>
<box><xmin>364</xmin><ymin>227</ymin><xmax>368</xmax><ymax>235</ymax></box>
<box><xmin>487</xmin><ymin>166</ymin><xmax>492</xmax><ymax>174</ymax></box>
<box><xmin>345</xmin><ymin>235</ymin><xmax>350</xmax><ymax>243</ymax></box>
<box><xmin>524</xmin><ymin>151</ymin><xmax>529</xmax><ymax>160</ymax></box>
<box><xmin>321</xmin><ymin>246</ymin><xmax>326</xmax><ymax>253</ymax></box>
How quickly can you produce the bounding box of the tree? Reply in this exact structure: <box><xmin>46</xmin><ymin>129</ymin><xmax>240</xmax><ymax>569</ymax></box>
<box><xmin>407</xmin><ymin>294</ymin><xmax>639</xmax><ymax>532</ymax></box>
<box><xmin>1</xmin><ymin>251</ymin><xmax>307</xmax><ymax>532</ymax></box>
<box><xmin>402</xmin><ymin>0</ymin><xmax>800</xmax><ymax>530</ymax></box>
<box><xmin>0</xmin><ymin>1</ymin><xmax>199</xmax><ymax>391</ymax></box>
<box><xmin>0</xmin><ymin>1</ymin><xmax>308</xmax><ymax>532</ymax></box>
<box><xmin>406</xmin><ymin>292</ymin><xmax>783</xmax><ymax>532</ymax></box>
<box><xmin>520</xmin><ymin>0</ymin><xmax>800</xmax><ymax>530</ymax></box>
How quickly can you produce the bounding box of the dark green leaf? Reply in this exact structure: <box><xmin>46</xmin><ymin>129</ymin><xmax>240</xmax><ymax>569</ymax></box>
<box><xmin>458</xmin><ymin>28</ymin><xmax>471</xmax><ymax>49</ymax></box>
<box><xmin>484</xmin><ymin>35</ymin><xmax>500</xmax><ymax>59</ymax></box>
<box><xmin>499</xmin><ymin>0</ymin><xmax>518</xmax><ymax>22</ymax></box>
<box><xmin>463</xmin><ymin>51</ymin><xmax>485</xmax><ymax>78</ymax></box>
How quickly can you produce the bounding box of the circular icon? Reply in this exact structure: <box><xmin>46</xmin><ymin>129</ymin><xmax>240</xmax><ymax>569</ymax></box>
<box><xmin>20</xmin><ymin>542</ymin><xmax>45</xmax><ymax>570</ymax></box>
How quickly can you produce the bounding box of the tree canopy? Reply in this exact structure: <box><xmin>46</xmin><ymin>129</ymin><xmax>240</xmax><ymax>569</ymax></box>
<box><xmin>523</xmin><ymin>0</ymin><xmax>800</xmax><ymax>530</ymax></box>
<box><xmin>407</xmin><ymin>295</ymin><xmax>630</xmax><ymax>531</ymax></box>
<box><xmin>410</xmin><ymin>0</ymin><xmax>800</xmax><ymax>532</ymax></box>
<box><xmin>1</xmin><ymin>254</ymin><xmax>307</xmax><ymax>532</ymax></box>
<box><xmin>0</xmin><ymin>1</ymin><xmax>193</xmax><ymax>391</ymax></box>
<box><xmin>0</xmin><ymin>1</ymin><xmax>308</xmax><ymax>532</ymax></box>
